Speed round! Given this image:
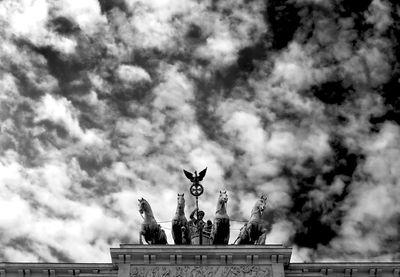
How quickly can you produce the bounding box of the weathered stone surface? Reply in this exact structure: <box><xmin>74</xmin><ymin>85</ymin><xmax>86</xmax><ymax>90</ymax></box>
<box><xmin>130</xmin><ymin>265</ymin><xmax>271</xmax><ymax>277</ymax></box>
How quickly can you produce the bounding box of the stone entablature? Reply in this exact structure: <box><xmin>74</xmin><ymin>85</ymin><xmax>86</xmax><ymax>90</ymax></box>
<box><xmin>287</xmin><ymin>263</ymin><xmax>400</xmax><ymax>277</ymax></box>
<box><xmin>112</xmin><ymin>245</ymin><xmax>289</xmax><ymax>277</ymax></box>
<box><xmin>1</xmin><ymin>246</ymin><xmax>400</xmax><ymax>277</ymax></box>
<box><xmin>0</xmin><ymin>263</ymin><xmax>116</xmax><ymax>277</ymax></box>
<box><xmin>110</xmin><ymin>245</ymin><xmax>292</xmax><ymax>266</ymax></box>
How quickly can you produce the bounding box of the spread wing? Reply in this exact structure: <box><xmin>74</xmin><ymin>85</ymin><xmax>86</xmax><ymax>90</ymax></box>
<box><xmin>198</xmin><ymin>167</ymin><xmax>207</xmax><ymax>181</ymax></box>
<box><xmin>183</xmin><ymin>169</ymin><xmax>194</xmax><ymax>181</ymax></box>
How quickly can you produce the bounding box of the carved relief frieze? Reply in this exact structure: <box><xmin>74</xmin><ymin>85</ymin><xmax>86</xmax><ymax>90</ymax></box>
<box><xmin>130</xmin><ymin>265</ymin><xmax>271</xmax><ymax>277</ymax></box>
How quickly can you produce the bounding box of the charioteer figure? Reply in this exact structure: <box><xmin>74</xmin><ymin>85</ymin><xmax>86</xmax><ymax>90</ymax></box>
<box><xmin>189</xmin><ymin>208</ymin><xmax>213</xmax><ymax>245</ymax></box>
<box><xmin>190</xmin><ymin>208</ymin><xmax>205</xmax><ymax>228</ymax></box>
<box><xmin>189</xmin><ymin>208</ymin><xmax>205</xmax><ymax>244</ymax></box>
<box><xmin>183</xmin><ymin>167</ymin><xmax>213</xmax><ymax>245</ymax></box>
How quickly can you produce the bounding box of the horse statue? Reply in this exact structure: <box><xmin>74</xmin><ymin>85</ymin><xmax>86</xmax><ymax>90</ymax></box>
<box><xmin>211</xmin><ymin>190</ymin><xmax>230</xmax><ymax>244</ymax></box>
<box><xmin>257</xmin><ymin>204</ymin><xmax>278</xmax><ymax>244</ymax></box>
<box><xmin>138</xmin><ymin>198</ymin><xmax>167</xmax><ymax>244</ymax></box>
<box><xmin>234</xmin><ymin>194</ymin><xmax>268</xmax><ymax>245</ymax></box>
<box><xmin>172</xmin><ymin>193</ymin><xmax>191</xmax><ymax>244</ymax></box>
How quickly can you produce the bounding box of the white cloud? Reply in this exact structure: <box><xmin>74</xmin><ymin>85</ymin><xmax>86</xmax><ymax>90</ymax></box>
<box><xmin>223</xmin><ymin>111</ymin><xmax>267</xmax><ymax>156</ymax></box>
<box><xmin>152</xmin><ymin>64</ymin><xmax>195</xmax><ymax>116</ymax></box>
<box><xmin>195</xmin><ymin>35</ymin><xmax>239</xmax><ymax>67</ymax></box>
<box><xmin>34</xmin><ymin>94</ymin><xmax>103</xmax><ymax>145</ymax></box>
<box><xmin>366</xmin><ymin>0</ymin><xmax>393</xmax><ymax>33</ymax></box>
<box><xmin>270</xmin><ymin>42</ymin><xmax>332</xmax><ymax>90</ymax></box>
<box><xmin>117</xmin><ymin>64</ymin><xmax>151</xmax><ymax>84</ymax></box>
<box><xmin>0</xmin><ymin>0</ymin><xmax>77</xmax><ymax>54</ymax></box>
<box><xmin>123</xmin><ymin>0</ymin><xmax>197</xmax><ymax>51</ymax></box>
<box><xmin>265</xmin><ymin>220</ymin><xmax>295</xmax><ymax>245</ymax></box>
<box><xmin>363</xmin><ymin>122</ymin><xmax>400</xmax><ymax>183</ymax></box>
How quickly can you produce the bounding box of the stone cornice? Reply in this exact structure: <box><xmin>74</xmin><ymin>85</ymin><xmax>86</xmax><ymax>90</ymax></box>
<box><xmin>1</xmin><ymin>247</ymin><xmax>400</xmax><ymax>277</ymax></box>
<box><xmin>110</xmin><ymin>244</ymin><xmax>293</xmax><ymax>266</ymax></box>
<box><xmin>286</xmin><ymin>262</ymin><xmax>400</xmax><ymax>277</ymax></box>
<box><xmin>0</xmin><ymin>263</ymin><xmax>113</xmax><ymax>268</ymax></box>
<box><xmin>0</xmin><ymin>263</ymin><xmax>116</xmax><ymax>277</ymax></box>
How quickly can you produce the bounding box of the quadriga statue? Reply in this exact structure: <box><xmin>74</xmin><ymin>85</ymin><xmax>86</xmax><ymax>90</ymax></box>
<box><xmin>234</xmin><ymin>194</ymin><xmax>268</xmax><ymax>245</ymax></box>
<box><xmin>187</xmin><ymin>190</ymin><xmax>230</xmax><ymax>245</ymax></box>
<box><xmin>138</xmin><ymin>198</ymin><xmax>167</xmax><ymax>244</ymax></box>
<box><xmin>171</xmin><ymin>193</ymin><xmax>191</xmax><ymax>244</ymax></box>
<box><xmin>211</xmin><ymin>190</ymin><xmax>230</xmax><ymax>244</ymax></box>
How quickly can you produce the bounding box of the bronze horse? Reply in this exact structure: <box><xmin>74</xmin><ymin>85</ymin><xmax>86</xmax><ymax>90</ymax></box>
<box><xmin>234</xmin><ymin>194</ymin><xmax>268</xmax><ymax>245</ymax></box>
<box><xmin>211</xmin><ymin>190</ymin><xmax>230</xmax><ymax>245</ymax></box>
<box><xmin>138</xmin><ymin>198</ymin><xmax>167</xmax><ymax>244</ymax></box>
<box><xmin>172</xmin><ymin>193</ymin><xmax>191</xmax><ymax>244</ymax></box>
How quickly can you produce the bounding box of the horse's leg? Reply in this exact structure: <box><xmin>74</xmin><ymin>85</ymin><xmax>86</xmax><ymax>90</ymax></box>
<box><xmin>139</xmin><ymin>230</ymin><xmax>144</xmax><ymax>245</ymax></box>
<box><xmin>185</xmin><ymin>223</ymin><xmax>191</xmax><ymax>245</ymax></box>
<box><xmin>181</xmin><ymin>226</ymin><xmax>188</xmax><ymax>244</ymax></box>
<box><xmin>234</xmin><ymin>230</ymin><xmax>246</xmax><ymax>245</ymax></box>
<box><xmin>211</xmin><ymin>221</ymin><xmax>216</xmax><ymax>244</ymax></box>
<box><xmin>224</xmin><ymin>220</ymin><xmax>230</xmax><ymax>245</ymax></box>
<box><xmin>256</xmin><ymin>232</ymin><xmax>267</xmax><ymax>245</ymax></box>
<box><xmin>249</xmin><ymin>222</ymin><xmax>260</xmax><ymax>244</ymax></box>
<box><xmin>234</xmin><ymin>223</ymin><xmax>247</xmax><ymax>245</ymax></box>
<box><xmin>224</xmin><ymin>228</ymin><xmax>230</xmax><ymax>245</ymax></box>
<box><xmin>161</xmin><ymin>229</ymin><xmax>168</xmax><ymax>245</ymax></box>
<box><xmin>253</xmin><ymin>225</ymin><xmax>266</xmax><ymax>245</ymax></box>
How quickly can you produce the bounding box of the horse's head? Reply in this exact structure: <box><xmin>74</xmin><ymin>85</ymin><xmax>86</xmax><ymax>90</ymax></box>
<box><xmin>251</xmin><ymin>195</ymin><xmax>267</xmax><ymax>218</ymax></box>
<box><xmin>218</xmin><ymin>190</ymin><xmax>228</xmax><ymax>204</ymax></box>
<box><xmin>261</xmin><ymin>193</ymin><xmax>268</xmax><ymax>202</ymax></box>
<box><xmin>215</xmin><ymin>190</ymin><xmax>229</xmax><ymax>216</ymax></box>
<box><xmin>177</xmin><ymin>193</ymin><xmax>185</xmax><ymax>210</ymax></box>
<box><xmin>260</xmin><ymin>194</ymin><xmax>268</xmax><ymax>211</ymax></box>
<box><xmin>138</xmin><ymin>198</ymin><xmax>150</xmax><ymax>215</ymax></box>
<box><xmin>259</xmin><ymin>200</ymin><xmax>265</xmax><ymax>213</ymax></box>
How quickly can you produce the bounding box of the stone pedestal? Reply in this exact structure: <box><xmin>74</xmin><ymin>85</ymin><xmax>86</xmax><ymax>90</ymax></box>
<box><xmin>110</xmin><ymin>244</ymin><xmax>291</xmax><ymax>277</ymax></box>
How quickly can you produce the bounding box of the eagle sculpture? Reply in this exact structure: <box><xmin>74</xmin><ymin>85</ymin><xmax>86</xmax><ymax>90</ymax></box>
<box><xmin>183</xmin><ymin>167</ymin><xmax>207</xmax><ymax>183</ymax></box>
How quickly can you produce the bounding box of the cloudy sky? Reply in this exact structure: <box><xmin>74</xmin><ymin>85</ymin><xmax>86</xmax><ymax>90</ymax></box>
<box><xmin>0</xmin><ymin>0</ymin><xmax>400</xmax><ymax>264</ymax></box>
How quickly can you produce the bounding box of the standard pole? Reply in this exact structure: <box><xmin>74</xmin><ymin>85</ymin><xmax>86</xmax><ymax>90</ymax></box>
<box><xmin>196</xmin><ymin>195</ymin><xmax>203</xmax><ymax>245</ymax></box>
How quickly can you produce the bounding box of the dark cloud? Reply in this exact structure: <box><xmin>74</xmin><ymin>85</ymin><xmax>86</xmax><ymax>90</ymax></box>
<box><xmin>265</xmin><ymin>0</ymin><xmax>301</xmax><ymax>50</ymax></box>
<box><xmin>376</xmin><ymin>2</ymin><xmax>400</xmax><ymax>124</ymax></box>
<box><xmin>309</xmin><ymin>80</ymin><xmax>355</xmax><ymax>105</ymax></box>
<box><xmin>237</xmin><ymin>40</ymin><xmax>268</xmax><ymax>73</ymax></box>
<box><xmin>48</xmin><ymin>16</ymin><xmax>80</xmax><ymax>36</ymax></box>
<box><xmin>98</xmin><ymin>0</ymin><xmax>128</xmax><ymax>14</ymax></box>
<box><xmin>338</xmin><ymin>0</ymin><xmax>374</xmax><ymax>17</ymax></box>
<box><xmin>287</xmin><ymin>135</ymin><xmax>363</xmax><ymax>249</ymax></box>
